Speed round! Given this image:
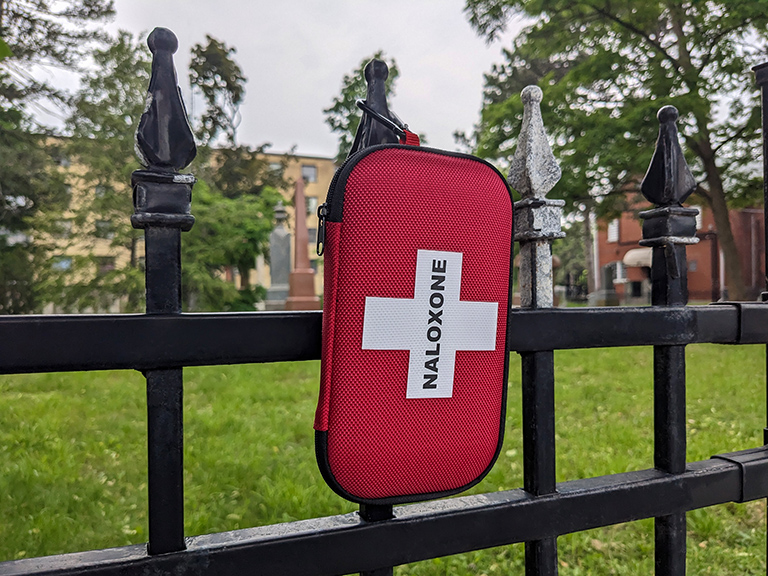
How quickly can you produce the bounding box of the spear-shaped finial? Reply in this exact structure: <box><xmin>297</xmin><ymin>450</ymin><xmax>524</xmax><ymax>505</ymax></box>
<box><xmin>135</xmin><ymin>27</ymin><xmax>197</xmax><ymax>172</ymax></box>
<box><xmin>640</xmin><ymin>105</ymin><xmax>696</xmax><ymax>206</ymax></box>
<box><xmin>348</xmin><ymin>59</ymin><xmax>401</xmax><ymax>157</ymax></box>
<box><xmin>508</xmin><ymin>86</ymin><xmax>562</xmax><ymax>199</ymax></box>
<box><xmin>510</xmin><ymin>86</ymin><xmax>564</xmax><ymax>308</ymax></box>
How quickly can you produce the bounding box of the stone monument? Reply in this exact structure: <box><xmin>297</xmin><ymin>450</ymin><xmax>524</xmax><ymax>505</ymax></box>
<box><xmin>265</xmin><ymin>201</ymin><xmax>291</xmax><ymax>311</ymax></box>
<box><xmin>285</xmin><ymin>178</ymin><xmax>320</xmax><ymax>310</ymax></box>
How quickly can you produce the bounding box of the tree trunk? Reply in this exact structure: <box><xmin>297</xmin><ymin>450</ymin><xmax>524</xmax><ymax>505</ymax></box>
<box><xmin>238</xmin><ymin>264</ymin><xmax>250</xmax><ymax>290</ymax></box>
<box><xmin>130</xmin><ymin>235</ymin><xmax>137</xmax><ymax>268</ymax></box>
<box><xmin>583</xmin><ymin>207</ymin><xmax>596</xmax><ymax>294</ymax></box>
<box><xmin>691</xmin><ymin>136</ymin><xmax>747</xmax><ymax>301</ymax></box>
<box><xmin>667</xmin><ymin>7</ymin><xmax>747</xmax><ymax>301</ymax></box>
<box><xmin>126</xmin><ymin>235</ymin><xmax>140</xmax><ymax>312</ymax></box>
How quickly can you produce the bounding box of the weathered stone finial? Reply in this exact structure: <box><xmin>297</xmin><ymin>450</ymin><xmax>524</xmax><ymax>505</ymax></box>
<box><xmin>510</xmin><ymin>86</ymin><xmax>564</xmax><ymax>309</ymax></box>
<box><xmin>640</xmin><ymin>105</ymin><xmax>696</xmax><ymax>206</ymax></box>
<box><xmin>508</xmin><ymin>85</ymin><xmax>562</xmax><ymax>200</ymax></box>
<box><xmin>135</xmin><ymin>27</ymin><xmax>197</xmax><ymax>172</ymax></box>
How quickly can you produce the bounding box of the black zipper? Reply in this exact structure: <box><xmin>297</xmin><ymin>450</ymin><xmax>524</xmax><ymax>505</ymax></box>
<box><xmin>316</xmin><ymin>203</ymin><xmax>328</xmax><ymax>256</ymax></box>
<box><xmin>316</xmin><ymin>144</ymin><xmax>513</xmax><ymax>256</ymax></box>
<box><xmin>316</xmin><ymin>150</ymin><xmax>363</xmax><ymax>256</ymax></box>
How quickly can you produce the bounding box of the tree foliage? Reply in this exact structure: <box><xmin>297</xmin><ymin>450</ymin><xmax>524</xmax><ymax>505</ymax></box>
<box><xmin>39</xmin><ymin>30</ymin><xmax>151</xmax><ymax>312</ymax></box>
<box><xmin>0</xmin><ymin>100</ymin><xmax>69</xmax><ymax>313</ymax></box>
<box><xmin>189</xmin><ymin>35</ymin><xmax>245</xmax><ymax>146</ymax></box>
<box><xmin>0</xmin><ymin>0</ymin><xmax>113</xmax><ymax>67</ymax></box>
<box><xmin>0</xmin><ymin>0</ymin><xmax>113</xmax><ymax>313</ymax></box>
<box><xmin>181</xmin><ymin>180</ymin><xmax>282</xmax><ymax>311</ymax></box>
<box><xmin>324</xmin><ymin>51</ymin><xmax>399</xmax><ymax>163</ymax></box>
<box><xmin>464</xmin><ymin>0</ymin><xmax>768</xmax><ymax>299</ymax></box>
<box><xmin>187</xmin><ymin>34</ymin><xmax>290</xmax><ymax>308</ymax></box>
<box><xmin>0</xmin><ymin>0</ymin><xmax>114</xmax><ymax>108</ymax></box>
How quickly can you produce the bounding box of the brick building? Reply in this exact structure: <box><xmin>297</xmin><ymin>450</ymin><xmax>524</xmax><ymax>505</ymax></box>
<box><xmin>595</xmin><ymin>198</ymin><xmax>765</xmax><ymax>303</ymax></box>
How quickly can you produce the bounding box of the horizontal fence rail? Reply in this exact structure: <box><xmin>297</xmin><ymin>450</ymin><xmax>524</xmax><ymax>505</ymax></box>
<box><xmin>4</xmin><ymin>451</ymin><xmax>767</xmax><ymax>576</ymax></box>
<box><xmin>1</xmin><ymin>304</ymin><xmax>766</xmax><ymax>375</ymax></box>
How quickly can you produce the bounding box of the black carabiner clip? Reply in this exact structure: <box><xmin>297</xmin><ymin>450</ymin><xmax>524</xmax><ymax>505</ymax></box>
<box><xmin>355</xmin><ymin>99</ymin><xmax>407</xmax><ymax>140</ymax></box>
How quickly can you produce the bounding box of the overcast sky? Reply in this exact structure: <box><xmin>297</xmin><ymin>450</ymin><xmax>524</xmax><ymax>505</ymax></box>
<box><xmin>72</xmin><ymin>0</ymin><xmax>523</xmax><ymax>158</ymax></box>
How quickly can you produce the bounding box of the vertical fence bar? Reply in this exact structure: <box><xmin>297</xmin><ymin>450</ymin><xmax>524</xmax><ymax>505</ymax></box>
<box><xmin>753</xmin><ymin>60</ymin><xmax>768</xmax><ymax>576</ymax></box>
<box><xmin>639</xmin><ymin>106</ymin><xmax>699</xmax><ymax>575</ymax></box>
<box><xmin>354</xmin><ymin>57</ymin><xmax>399</xmax><ymax>576</ymax></box>
<box><xmin>509</xmin><ymin>86</ymin><xmax>564</xmax><ymax>576</ymax></box>
<box><xmin>132</xmin><ymin>27</ymin><xmax>197</xmax><ymax>555</ymax></box>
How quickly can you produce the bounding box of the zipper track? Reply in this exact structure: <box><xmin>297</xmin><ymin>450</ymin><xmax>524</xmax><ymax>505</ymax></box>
<box><xmin>317</xmin><ymin>144</ymin><xmax>513</xmax><ymax>255</ymax></box>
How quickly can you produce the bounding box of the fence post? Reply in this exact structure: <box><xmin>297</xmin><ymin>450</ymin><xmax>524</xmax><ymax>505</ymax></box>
<box><xmin>639</xmin><ymin>105</ymin><xmax>698</xmax><ymax>575</ymax></box>
<box><xmin>132</xmin><ymin>27</ymin><xmax>197</xmax><ymax>555</ymax></box>
<box><xmin>354</xmin><ymin>57</ymin><xmax>397</xmax><ymax>576</ymax></box>
<box><xmin>752</xmin><ymin>59</ymin><xmax>768</xmax><ymax>576</ymax></box>
<box><xmin>508</xmin><ymin>85</ymin><xmax>563</xmax><ymax>576</ymax></box>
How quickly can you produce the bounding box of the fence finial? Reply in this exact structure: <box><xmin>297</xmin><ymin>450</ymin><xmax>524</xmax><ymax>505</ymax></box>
<box><xmin>347</xmin><ymin>59</ymin><xmax>401</xmax><ymax>158</ymax></box>
<box><xmin>639</xmin><ymin>105</ymin><xmax>699</xmax><ymax>306</ymax></box>
<box><xmin>641</xmin><ymin>105</ymin><xmax>696</xmax><ymax>206</ymax></box>
<box><xmin>135</xmin><ymin>27</ymin><xmax>196</xmax><ymax>172</ymax></box>
<box><xmin>508</xmin><ymin>85</ymin><xmax>561</xmax><ymax>199</ymax></box>
<box><xmin>511</xmin><ymin>85</ymin><xmax>564</xmax><ymax>310</ymax></box>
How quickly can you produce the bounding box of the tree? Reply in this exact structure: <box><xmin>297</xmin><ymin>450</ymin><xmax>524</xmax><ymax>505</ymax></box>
<box><xmin>39</xmin><ymin>30</ymin><xmax>150</xmax><ymax>312</ymax></box>
<box><xmin>553</xmin><ymin>224</ymin><xmax>589</xmax><ymax>300</ymax></box>
<box><xmin>187</xmin><ymin>35</ymin><xmax>289</xmax><ymax>307</ymax></box>
<box><xmin>0</xmin><ymin>0</ymin><xmax>113</xmax><ymax>66</ymax></box>
<box><xmin>0</xmin><ymin>111</ymin><xmax>69</xmax><ymax>312</ymax></box>
<box><xmin>0</xmin><ymin>0</ymin><xmax>114</xmax><ymax>313</ymax></box>
<box><xmin>324</xmin><ymin>51</ymin><xmax>399</xmax><ymax>163</ymax></box>
<box><xmin>189</xmin><ymin>35</ymin><xmax>245</xmax><ymax>146</ymax></box>
<box><xmin>464</xmin><ymin>0</ymin><xmax>768</xmax><ymax>300</ymax></box>
<box><xmin>181</xmin><ymin>179</ymin><xmax>282</xmax><ymax>311</ymax></box>
<box><xmin>0</xmin><ymin>0</ymin><xmax>114</xmax><ymax>113</ymax></box>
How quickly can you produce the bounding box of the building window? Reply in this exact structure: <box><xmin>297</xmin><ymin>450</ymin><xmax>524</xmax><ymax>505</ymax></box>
<box><xmin>306</xmin><ymin>196</ymin><xmax>318</xmax><ymax>216</ymax></box>
<box><xmin>301</xmin><ymin>164</ymin><xmax>318</xmax><ymax>183</ymax></box>
<box><xmin>308</xmin><ymin>227</ymin><xmax>318</xmax><ymax>243</ymax></box>
<box><xmin>607</xmin><ymin>219</ymin><xmax>619</xmax><ymax>243</ymax></box>
<box><xmin>269</xmin><ymin>162</ymin><xmax>283</xmax><ymax>176</ymax></box>
<box><xmin>96</xmin><ymin>256</ymin><xmax>116</xmax><ymax>276</ymax></box>
<box><xmin>53</xmin><ymin>220</ymin><xmax>72</xmax><ymax>239</ymax></box>
<box><xmin>95</xmin><ymin>220</ymin><xmax>115</xmax><ymax>239</ymax></box>
<box><xmin>689</xmin><ymin>260</ymin><xmax>698</xmax><ymax>272</ymax></box>
<box><xmin>614</xmin><ymin>261</ymin><xmax>626</xmax><ymax>282</ymax></box>
<box><xmin>52</xmin><ymin>257</ymin><xmax>72</xmax><ymax>271</ymax></box>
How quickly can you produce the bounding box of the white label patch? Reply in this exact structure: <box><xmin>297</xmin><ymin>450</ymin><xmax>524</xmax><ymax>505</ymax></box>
<box><xmin>362</xmin><ymin>250</ymin><xmax>499</xmax><ymax>399</ymax></box>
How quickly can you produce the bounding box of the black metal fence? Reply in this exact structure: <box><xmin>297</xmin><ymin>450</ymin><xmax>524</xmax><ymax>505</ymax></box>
<box><xmin>2</xmin><ymin>28</ymin><xmax>768</xmax><ymax>576</ymax></box>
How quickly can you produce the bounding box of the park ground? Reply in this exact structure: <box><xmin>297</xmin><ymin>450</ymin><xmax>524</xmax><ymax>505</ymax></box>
<box><xmin>0</xmin><ymin>344</ymin><xmax>765</xmax><ymax>574</ymax></box>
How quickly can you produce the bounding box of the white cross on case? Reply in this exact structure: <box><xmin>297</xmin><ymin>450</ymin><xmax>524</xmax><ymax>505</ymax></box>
<box><xmin>362</xmin><ymin>250</ymin><xmax>499</xmax><ymax>399</ymax></box>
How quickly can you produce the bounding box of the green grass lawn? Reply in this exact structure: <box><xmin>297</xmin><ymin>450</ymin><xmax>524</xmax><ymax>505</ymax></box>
<box><xmin>0</xmin><ymin>344</ymin><xmax>765</xmax><ymax>574</ymax></box>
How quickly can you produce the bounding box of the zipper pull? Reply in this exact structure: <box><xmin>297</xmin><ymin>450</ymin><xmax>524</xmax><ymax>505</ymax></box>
<box><xmin>316</xmin><ymin>203</ymin><xmax>328</xmax><ymax>256</ymax></box>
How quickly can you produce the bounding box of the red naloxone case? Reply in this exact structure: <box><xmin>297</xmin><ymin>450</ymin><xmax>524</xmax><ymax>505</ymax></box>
<box><xmin>314</xmin><ymin>143</ymin><xmax>513</xmax><ymax>504</ymax></box>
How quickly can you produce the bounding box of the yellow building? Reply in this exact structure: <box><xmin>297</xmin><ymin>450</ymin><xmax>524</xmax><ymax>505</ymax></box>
<box><xmin>42</xmin><ymin>148</ymin><xmax>336</xmax><ymax>312</ymax></box>
<box><xmin>41</xmin><ymin>155</ymin><xmax>144</xmax><ymax>314</ymax></box>
<box><xmin>251</xmin><ymin>153</ymin><xmax>337</xmax><ymax>300</ymax></box>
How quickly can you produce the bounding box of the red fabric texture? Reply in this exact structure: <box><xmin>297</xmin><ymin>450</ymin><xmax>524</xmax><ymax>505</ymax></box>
<box><xmin>317</xmin><ymin>147</ymin><xmax>512</xmax><ymax>501</ymax></box>
<box><xmin>315</xmin><ymin>221</ymin><xmax>341</xmax><ymax>431</ymax></box>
